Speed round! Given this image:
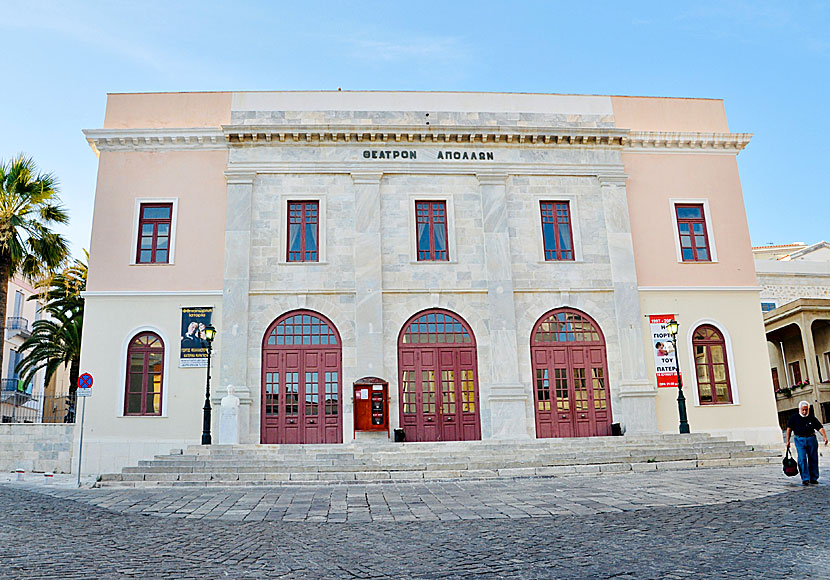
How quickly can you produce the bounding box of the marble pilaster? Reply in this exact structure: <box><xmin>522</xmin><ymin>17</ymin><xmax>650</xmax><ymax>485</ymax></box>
<box><xmin>599</xmin><ymin>175</ymin><xmax>658</xmax><ymax>434</ymax></box>
<box><xmin>351</xmin><ymin>173</ymin><xmax>385</xmax><ymax>377</ymax></box>
<box><xmin>477</xmin><ymin>173</ymin><xmax>529</xmax><ymax>439</ymax></box>
<box><xmin>220</xmin><ymin>172</ymin><xmax>255</xmax><ymax>441</ymax></box>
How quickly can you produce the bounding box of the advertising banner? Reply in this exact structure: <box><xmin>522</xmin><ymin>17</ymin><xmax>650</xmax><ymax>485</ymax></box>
<box><xmin>180</xmin><ymin>307</ymin><xmax>213</xmax><ymax>367</ymax></box>
<box><xmin>649</xmin><ymin>314</ymin><xmax>680</xmax><ymax>388</ymax></box>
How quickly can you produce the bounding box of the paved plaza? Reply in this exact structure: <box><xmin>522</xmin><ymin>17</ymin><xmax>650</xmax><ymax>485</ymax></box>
<box><xmin>1</xmin><ymin>465</ymin><xmax>829</xmax><ymax>578</ymax></box>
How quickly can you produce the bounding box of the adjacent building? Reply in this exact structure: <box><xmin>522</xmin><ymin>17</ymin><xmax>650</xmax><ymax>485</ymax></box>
<box><xmin>79</xmin><ymin>91</ymin><xmax>780</xmax><ymax>473</ymax></box>
<box><xmin>755</xmin><ymin>241</ymin><xmax>830</xmax><ymax>425</ymax></box>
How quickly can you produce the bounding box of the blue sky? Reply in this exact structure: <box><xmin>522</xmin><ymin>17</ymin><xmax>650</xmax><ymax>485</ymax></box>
<box><xmin>1</xmin><ymin>1</ymin><xmax>827</xmax><ymax>256</ymax></box>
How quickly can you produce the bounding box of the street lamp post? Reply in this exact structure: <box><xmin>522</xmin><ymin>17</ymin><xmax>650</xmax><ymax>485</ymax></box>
<box><xmin>666</xmin><ymin>319</ymin><xmax>691</xmax><ymax>434</ymax></box>
<box><xmin>201</xmin><ymin>324</ymin><xmax>216</xmax><ymax>445</ymax></box>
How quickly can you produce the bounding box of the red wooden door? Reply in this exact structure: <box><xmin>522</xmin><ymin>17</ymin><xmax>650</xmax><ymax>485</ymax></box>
<box><xmin>398</xmin><ymin>310</ymin><xmax>481</xmax><ymax>442</ymax></box>
<box><xmin>531</xmin><ymin>309</ymin><xmax>611</xmax><ymax>438</ymax></box>
<box><xmin>261</xmin><ymin>311</ymin><xmax>342</xmax><ymax>444</ymax></box>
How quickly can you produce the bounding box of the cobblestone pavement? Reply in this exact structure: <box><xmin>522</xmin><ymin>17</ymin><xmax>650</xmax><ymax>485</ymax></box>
<box><xmin>1</xmin><ymin>465</ymin><xmax>829</xmax><ymax>579</ymax></box>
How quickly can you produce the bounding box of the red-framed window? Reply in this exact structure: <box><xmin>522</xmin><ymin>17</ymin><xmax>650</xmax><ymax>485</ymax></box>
<box><xmin>789</xmin><ymin>361</ymin><xmax>802</xmax><ymax>385</ymax></box>
<box><xmin>675</xmin><ymin>204</ymin><xmax>711</xmax><ymax>262</ymax></box>
<box><xmin>136</xmin><ymin>204</ymin><xmax>172</xmax><ymax>264</ymax></box>
<box><xmin>771</xmin><ymin>368</ymin><xmax>780</xmax><ymax>391</ymax></box>
<box><xmin>287</xmin><ymin>201</ymin><xmax>319</xmax><ymax>262</ymax></box>
<box><xmin>416</xmin><ymin>201</ymin><xmax>448</xmax><ymax>261</ymax></box>
<box><xmin>693</xmin><ymin>325</ymin><xmax>732</xmax><ymax>404</ymax></box>
<box><xmin>540</xmin><ymin>201</ymin><xmax>574</xmax><ymax>261</ymax></box>
<box><xmin>125</xmin><ymin>332</ymin><xmax>164</xmax><ymax>416</ymax></box>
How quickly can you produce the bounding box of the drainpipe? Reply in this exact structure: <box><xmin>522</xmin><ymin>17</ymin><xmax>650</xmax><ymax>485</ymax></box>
<box><xmin>780</xmin><ymin>342</ymin><xmax>790</xmax><ymax>386</ymax></box>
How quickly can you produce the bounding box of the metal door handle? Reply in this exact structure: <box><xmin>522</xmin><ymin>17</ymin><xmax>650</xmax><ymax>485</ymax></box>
<box><xmin>288</xmin><ymin>419</ymin><xmax>296</xmax><ymax>424</ymax></box>
<box><xmin>308</xmin><ymin>419</ymin><xmax>316</xmax><ymax>424</ymax></box>
<box><xmin>425</xmin><ymin>417</ymin><xmax>434</xmax><ymax>422</ymax></box>
<box><xmin>580</xmin><ymin>414</ymin><xmax>586</xmax><ymax>418</ymax></box>
<box><xmin>561</xmin><ymin>415</ymin><xmax>567</xmax><ymax>419</ymax></box>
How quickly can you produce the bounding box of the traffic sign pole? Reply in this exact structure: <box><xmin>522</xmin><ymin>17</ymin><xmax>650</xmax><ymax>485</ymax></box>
<box><xmin>77</xmin><ymin>396</ymin><xmax>86</xmax><ymax>488</ymax></box>
<box><xmin>76</xmin><ymin>373</ymin><xmax>93</xmax><ymax>487</ymax></box>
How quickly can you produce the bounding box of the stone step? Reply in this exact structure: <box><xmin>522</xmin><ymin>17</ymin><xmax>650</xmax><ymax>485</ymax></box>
<box><xmin>122</xmin><ymin>448</ymin><xmax>776</xmax><ymax>475</ymax></box>
<box><xmin>97</xmin><ymin>455</ymin><xmax>779</xmax><ymax>487</ymax></box>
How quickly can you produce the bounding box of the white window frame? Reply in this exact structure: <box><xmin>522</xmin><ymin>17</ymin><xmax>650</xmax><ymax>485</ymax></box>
<box><xmin>408</xmin><ymin>195</ymin><xmax>458</xmax><ymax>264</ymax></box>
<box><xmin>118</xmin><ymin>325</ymin><xmax>171</xmax><ymax>418</ymax></box>
<box><xmin>669</xmin><ymin>198</ymin><xmax>718</xmax><ymax>263</ymax></box>
<box><xmin>685</xmin><ymin>319</ymin><xmax>739</xmax><ymax>406</ymax></box>
<box><xmin>278</xmin><ymin>196</ymin><xmax>328</xmax><ymax>265</ymax></box>
<box><xmin>130</xmin><ymin>198</ymin><xmax>179</xmax><ymax>265</ymax></box>
<box><xmin>533</xmin><ymin>195</ymin><xmax>584</xmax><ymax>263</ymax></box>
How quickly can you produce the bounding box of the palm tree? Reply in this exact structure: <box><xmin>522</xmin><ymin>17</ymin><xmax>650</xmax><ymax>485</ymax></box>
<box><xmin>0</xmin><ymin>155</ymin><xmax>70</xmax><ymax>379</ymax></box>
<box><xmin>16</xmin><ymin>255</ymin><xmax>86</xmax><ymax>422</ymax></box>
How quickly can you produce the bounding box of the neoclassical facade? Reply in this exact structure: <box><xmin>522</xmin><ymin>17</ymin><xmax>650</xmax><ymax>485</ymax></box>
<box><xmin>79</xmin><ymin>92</ymin><xmax>780</xmax><ymax>473</ymax></box>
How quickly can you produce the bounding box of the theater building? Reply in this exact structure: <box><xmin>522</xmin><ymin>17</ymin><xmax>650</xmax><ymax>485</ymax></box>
<box><xmin>79</xmin><ymin>91</ymin><xmax>780</xmax><ymax>473</ymax></box>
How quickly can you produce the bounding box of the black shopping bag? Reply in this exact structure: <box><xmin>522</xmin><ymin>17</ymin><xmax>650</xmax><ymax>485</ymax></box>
<box><xmin>783</xmin><ymin>447</ymin><xmax>799</xmax><ymax>477</ymax></box>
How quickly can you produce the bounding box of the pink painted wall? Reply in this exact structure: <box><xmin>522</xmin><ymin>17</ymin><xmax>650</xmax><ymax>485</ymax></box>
<box><xmin>103</xmin><ymin>92</ymin><xmax>232</xmax><ymax>128</ymax></box>
<box><xmin>611</xmin><ymin>96</ymin><xmax>729</xmax><ymax>133</ymax></box>
<box><xmin>87</xmin><ymin>150</ymin><xmax>228</xmax><ymax>292</ymax></box>
<box><xmin>612</xmin><ymin>96</ymin><xmax>755</xmax><ymax>288</ymax></box>
<box><xmin>621</xmin><ymin>152</ymin><xmax>756</xmax><ymax>287</ymax></box>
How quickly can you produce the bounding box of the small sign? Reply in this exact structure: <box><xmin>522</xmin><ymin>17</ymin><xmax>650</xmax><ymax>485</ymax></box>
<box><xmin>649</xmin><ymin>315</ymin><xmax>680</xmax><ymax>388</ymax></box>
<box><xmin>77</xmin><ymin>372</ymin><xmax>93</xmax><ymax>397</ymax></box>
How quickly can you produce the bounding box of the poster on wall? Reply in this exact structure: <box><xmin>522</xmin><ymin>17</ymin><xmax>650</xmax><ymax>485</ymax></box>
<box><xmin>649</xmin><ymin>314</ymin><xmax>680</xmax><ymax>388</ymax></box>
<box><xmin>180</xmin><ymin>307</ymin><xmax>213</xmax><ymax>367</ymax></box>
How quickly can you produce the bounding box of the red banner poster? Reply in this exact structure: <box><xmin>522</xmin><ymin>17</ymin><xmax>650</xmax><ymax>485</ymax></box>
<box><xmin>649</xmin><ymin>314</ymin><xmax>680</xmax><ymax>388</ymax></box>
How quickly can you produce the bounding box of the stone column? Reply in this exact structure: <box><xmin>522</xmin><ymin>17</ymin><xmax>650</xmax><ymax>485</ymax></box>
<box><xmin>351</xmin><ymin>173</ymin><xmax>385</xmax><ymax>376</ymax></box>
<box><xmin>599</xmin><ymin>175</ymin><xmax>658</xmax><ymax>434</ymax></box>
<box><xmin>477</xmin><ymin>173</ymin><xmax>529</xmax><ymax>439</ymax></box>
<box><xmin>219</xmin><ymin>171</ymin><xmax>254</xmax><ymax>442</ymax></box>
<box><xmin>799</xmin><ymin>313</ymin><xmax>821</xmax><ymax>412</ymax></box>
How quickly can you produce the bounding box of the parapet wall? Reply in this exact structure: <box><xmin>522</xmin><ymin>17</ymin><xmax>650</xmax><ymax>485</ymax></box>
<box><xmin>0</xmin><ymin>423</ymin><xmax>74</xmax><ymax>473</ymax></box>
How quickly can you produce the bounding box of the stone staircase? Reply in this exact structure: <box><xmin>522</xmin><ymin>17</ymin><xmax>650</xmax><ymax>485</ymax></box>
<box><xmin>97</xmin><ymin>433</ymin><xmax>780</xmax><ymax>487</ymax></box>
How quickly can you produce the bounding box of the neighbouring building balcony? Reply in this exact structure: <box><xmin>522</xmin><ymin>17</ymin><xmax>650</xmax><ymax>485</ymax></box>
<box><xmin>5</xmin><ymin>316</ymin><xmax>30</xmax><ymax>340</ymax></box>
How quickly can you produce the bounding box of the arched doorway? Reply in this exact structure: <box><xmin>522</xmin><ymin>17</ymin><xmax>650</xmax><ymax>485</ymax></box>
<box><xmin>261</xmin><ymin>310</ymin><xmax>342</xmax><ymax>444</ymax></box>
<box><xmin>398</xmin><ymin>309</ymin><xmax>481</xmax><ymax>442</ymax></box>
<box><xmin>531</xmin><ymin>308</ymin><xmax>612</xmax><ymax>438</ymax></box>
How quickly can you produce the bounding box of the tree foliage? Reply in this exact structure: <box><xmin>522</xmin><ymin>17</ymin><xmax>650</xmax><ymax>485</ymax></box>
<box><xmin>0</xmin><ymin>155</ymin><xmax>70</xmax><ymax>379</ymax></box>
<box><xmin>16</xmin><ymin>253</ymin><xmax>86</xmax><ymax>396</ymax></box>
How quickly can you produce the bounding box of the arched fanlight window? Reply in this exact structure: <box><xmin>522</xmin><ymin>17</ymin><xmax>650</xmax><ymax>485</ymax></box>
<box><xmin>125</xmin><ymin>332</ymin><xmax>164</xmax><ymax>416</ymax></box>
<box><xmin>693</xmin><ymin>325</ymin><xmax>732</xmax><ymax>404</ymax></box>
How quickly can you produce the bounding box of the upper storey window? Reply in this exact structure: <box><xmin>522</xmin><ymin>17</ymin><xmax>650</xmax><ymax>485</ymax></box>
<box><xmin>675</xmin><ymin>204</ymin><xmax>711</xmax><ymax>262</ymax></box>
<box><xmin>287</xmin><ymin>201</ymin><xmax>319</xmax><ymax>262</ymax></box>
<box><xmin>540</xmin><ymin>201</ymin><xmax>574</xmax><ymax>261</ymax></box>
<box><xmin>137</xmin><ymin>204</ymin><xmax>172</xmax><ymax>264</ymax></box>
<box><xmin>416</xmin><ymin>201</ymin><xmax>448</xmax><ymax>261</ymax></box>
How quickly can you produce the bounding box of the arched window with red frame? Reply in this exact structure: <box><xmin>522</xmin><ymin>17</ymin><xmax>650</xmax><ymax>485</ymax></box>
<box><xmin>692</xmin><ymin>324</ymin><xmax>733</xmax><ymax>404</ymax></box>
<box><xmin>125</xmin><ymin>332</ymin><xmax>164</xmax><ymax>416</ymax></box>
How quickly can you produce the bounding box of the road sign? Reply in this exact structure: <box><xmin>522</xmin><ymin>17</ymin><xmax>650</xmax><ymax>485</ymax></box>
<box><xmin>77</xmin><ymin>372</ymin><xmax>93</xmax><ymax>397</ymax></box>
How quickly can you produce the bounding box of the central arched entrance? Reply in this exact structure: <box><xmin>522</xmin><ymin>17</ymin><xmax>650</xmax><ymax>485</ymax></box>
<box><xmin>261</xmin><ymin>310</ymin><xmax>342</xmax><ymax>444</ymax></box>
<box><xmin>398</xmin><ymin>309</ymin><xmax>481</xmax><ymax>442</ymax></box>
<box><xmin>531</xmin><ymin>308</ymin><xmax>612</xmax><ymax>438</ymax></box>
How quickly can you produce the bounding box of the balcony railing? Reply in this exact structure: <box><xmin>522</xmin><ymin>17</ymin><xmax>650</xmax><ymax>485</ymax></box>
<box><xmin>5</xmin><ymin>316</ymin><xmax>30</xmax><ymax>339</ymax></box>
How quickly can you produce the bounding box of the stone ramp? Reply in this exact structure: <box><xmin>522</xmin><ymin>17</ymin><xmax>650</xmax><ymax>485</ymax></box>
<box><xmin>97</xmin><ymin>433</ymin><xmax>780</xmax><ymax>487</ymax></box>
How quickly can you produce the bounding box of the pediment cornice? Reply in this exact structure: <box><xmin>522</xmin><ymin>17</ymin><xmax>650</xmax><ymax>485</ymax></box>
<box><xmin>84</xmin><ymin>126</ymin><xmax>752</xmax><ymax>154</ymax></box>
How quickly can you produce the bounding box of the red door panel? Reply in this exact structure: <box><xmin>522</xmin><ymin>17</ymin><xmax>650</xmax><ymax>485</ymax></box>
<box><xmin>397</xmin><ymin>310</ymin><xmax>481</xmax><ymax>442</ymax></box>
<box><xmin>261</xmin><ymin>311</ymin><xmax>342</xmax><ymax>444</ymax></box>
<box><xmin>531</xmin><ymin>309</ymin><xmax>612</xmax><ymax>439</ymax></box>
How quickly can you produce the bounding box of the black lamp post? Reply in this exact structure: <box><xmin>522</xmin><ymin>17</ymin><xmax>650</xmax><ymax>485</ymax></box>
<box><xmin>201</xmin><ymin>324</ymin><xmax>216</xmax><ymax>445</ymax></box>
<box><xmin>666</xmin><ymin>319</ymin><xmax>691</xmax><ymax>434</ymax></box>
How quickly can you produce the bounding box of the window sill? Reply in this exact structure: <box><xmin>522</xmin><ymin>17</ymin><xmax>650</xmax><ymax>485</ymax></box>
<box><xmin>120</xmin><ymin>414</ymin><xmax>167</xmax><ymax>418</ymax></box>
<box><xmin>130</xmin><ymin>262</ymin><xmax>175</xmax><ymax>266</ymax></box>
<box><xmin>409</xmin><ymin>260</ymin><xmax>459</xmax><ymax>265</ymax></box>
<box><xmin>278</xmin><ymin>261</ymin><xmax>329</xmax><ymax>266</ymax></box>
<box><xmin>677</xmin><ymin>260</ymin><xmax>718</xmax><ymax>264</ymax></box>
<box><xmin>537</xmin><ymin>259</ymin><xmax>582</xmax><ymax>265</ymax></box>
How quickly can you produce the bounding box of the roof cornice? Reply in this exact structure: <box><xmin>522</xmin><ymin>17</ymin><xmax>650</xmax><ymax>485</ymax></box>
<box><xmin>84</xmin><ymin>126</ymin><xmax>751</xmax><ymax>155</ymax></box>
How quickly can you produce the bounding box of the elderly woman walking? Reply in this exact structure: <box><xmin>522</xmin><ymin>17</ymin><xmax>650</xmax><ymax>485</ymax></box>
<box><xmin>785</xmin><ymin>401</ymin><xmax>829</xmax><ymax>485</ymax></box>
